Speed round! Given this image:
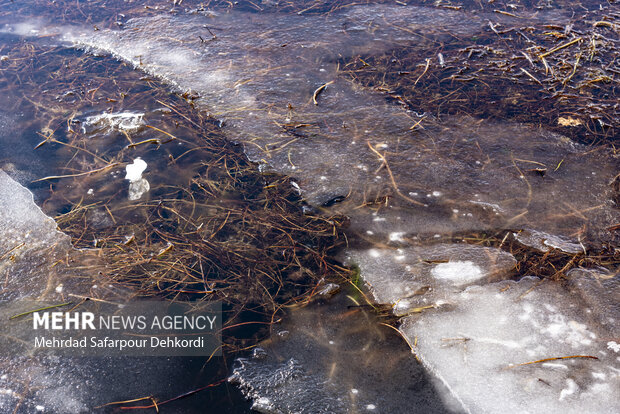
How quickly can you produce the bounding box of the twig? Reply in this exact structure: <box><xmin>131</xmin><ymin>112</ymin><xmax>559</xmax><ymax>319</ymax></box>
<box><xmin>539</xmin><ymin>37</ymin><xmax>582</xmax><ymax>58</ymax></box>
<box><xmin>32</xmin><ymin>163</ymin><xmax>120</xmax><ymax>182</ymax></box>
<box><xmin>312</xmin><ymin>81</ymin><xmax>334</xmax><ymax>105</ymax></box>
<box><xmin>506</xmin><ymin>355</ymin><xmax>598</xmax><ymax>369</ymax></box>
<box><xmin>9</xmin><ymin>302</ymin><xmax>73</xmax><ymax>320</ymax></box>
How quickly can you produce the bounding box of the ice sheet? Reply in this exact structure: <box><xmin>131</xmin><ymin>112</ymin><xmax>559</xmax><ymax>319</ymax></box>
<box><xmin>0</xmin><ymin>169</ymin><xmax>73</xmax><ymax>300</ymax></box>
<box><xmin>347</xmin><ymin>243</ymin><xmax>620</xmax><ymax>414</ymax></box>
<box><xmin>5</xmin><ymin>5</ymin><xmax>611</xmax><ymax>243</ymax></box>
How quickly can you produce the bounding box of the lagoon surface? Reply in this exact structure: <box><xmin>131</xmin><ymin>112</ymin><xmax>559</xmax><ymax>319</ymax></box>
<box><xmin>0</xmin><ymin>0</ymin><xmax>618</xmax><ymax>413</ymax></box>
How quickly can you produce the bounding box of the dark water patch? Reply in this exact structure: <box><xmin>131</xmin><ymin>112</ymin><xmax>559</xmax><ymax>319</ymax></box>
<box><xmin>230</xmin><ymin>287</ymin><xmax>459</xmax><ymax>413</ymax></box>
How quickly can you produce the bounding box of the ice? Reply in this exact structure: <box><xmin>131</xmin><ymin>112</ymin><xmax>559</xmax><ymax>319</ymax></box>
<box><xmin>514</xmin><ymin>229</ymin><xmax>584</xmax><ymax>254</ymax></box>
<box><xmin>431</xmin><ymin>261</ymin><xmax>484</xmax><ymax>286</ymax></box>
<box><xmin>345</xmin><ymin>242</ymin><xmax>620</xmax><ymax>412</ymax></box>
<box><xmin>0</xmin><ymin>169</ymin><xmax>73</xmax><ymax>300</ymax></box>
<box><xmin>229</xmin><ymin>290</ymin><xmax>454</xmax><ymax>413</ymax></box>
<box><xmin>82</xmin><ymin>111</ymin><xmax>144</xmax><ymax>133</ymax></box>
<box><xmin>125</xmin><ymin>158</ymin><xmax>147</xmax><ymax>181</ymax></box>
<box><xmin>125</xmin><ymin>158</ymin><xmax>149</xmax><ymax>200</ymax></box>
<box><xmin>2</xmin><ymin>5</ymin><xmax>615</xmax><ymax>244</ymax></box>
<box><xmin>344</xmin><ymin>244</ymin><xmax>516</xmax><ymax>312</ymax></box>
<box><xmin>351</xmin><ymin>246</ymin><xmax>620</xmax><ymax>413</ymax></box>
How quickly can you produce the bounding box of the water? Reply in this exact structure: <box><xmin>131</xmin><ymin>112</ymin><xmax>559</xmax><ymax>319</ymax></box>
<box><xmin>5</xmin><ymin>0</ymin><xmax>609</xmax><ymax>244</ymax></box>
<box><xmin>230</xmin><ymin>287</ymin><xmax>458</xmax><ymax>413</ymax></box>
<box><xmin>0</xmin><ymin>0</ymin><xmax>618</xmax><ymax>413</ymax></box>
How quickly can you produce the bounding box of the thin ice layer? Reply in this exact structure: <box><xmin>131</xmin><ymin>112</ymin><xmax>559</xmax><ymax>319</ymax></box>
<box><xmin>4</xmin><ymin>5</ymin><xmax>611</xmax><ymax>241</ymax></box>
<box><xmin>229</xmin><ymin>289</ymin><xmax>455</xmax><ymax>414</ymax></box>
<box><xmin>349</xmin><ymin>242</ymin><xmax>620</xmax><ymax>413</ymax></box>
<box><xmin>344</xmin><ymin>244</ymin><xmax>516</xmax><ymax>315</ymax></box>
<box><xmin>0</xmin><ymin>170</ymin><xmax>73</xmax><ymax>300</ymax></box>
<box><xmin>82</xmin><ymin>111</ymin><xmax>144</xmax><ymax>134</ymax></box>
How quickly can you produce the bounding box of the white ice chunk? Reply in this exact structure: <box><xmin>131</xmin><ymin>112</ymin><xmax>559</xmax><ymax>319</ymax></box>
<box><xmin>83</xmin><ymin>112</ymin><xmax>144</xmax><ymax>133</ymax></box>
<box><xmin>431</xmin><ymin>261</ymin><xmax>484</xmax><ymax>285</ymax></box>
<box><xmin>125</xmin><ymin>158</ymin><xmax>149</xmax><ymax>200</ymax></box>
<box><xmin>388</xmin><ymin>232</ymin><xmax>405</xmax><ymax>242</ymax></box>
<box><xmin>125</xmin><ymin>158</ymin><xmax>147</xmax><ymax>181</ymax></box>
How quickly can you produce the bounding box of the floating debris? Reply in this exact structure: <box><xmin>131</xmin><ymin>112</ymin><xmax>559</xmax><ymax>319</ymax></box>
<box><xmin>125</xmin><ymin>157</ymin><xmax>149</xmax><ymax>200</ymax></box>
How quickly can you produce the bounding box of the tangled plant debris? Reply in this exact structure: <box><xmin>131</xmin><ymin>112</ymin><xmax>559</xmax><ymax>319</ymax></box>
<box><xmin>343</xmin><ymin>1</ymin><xmax>619</xmax><ymax>145</ymax></box>
<box><xmin>0</xmin><ymin>41</ymin><xmax>349</xmax><ymax>351</ymax></box>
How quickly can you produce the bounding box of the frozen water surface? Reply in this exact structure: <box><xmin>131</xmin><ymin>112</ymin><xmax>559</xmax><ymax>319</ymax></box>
<box><xmin>0</xmin><ymin>1</ymin><xmax>618</xmax><ymax>413</ymax></box>
<box><xmin>229</xmin><ymin>288</ymin><xmax>456</xmax><ymax>414</ymax></box>
<box><xmin>347</xmin><ymin>245</ymin><xmax>620</xmax><ymax>413</ymax></box>
<box><xmin>0</xmin><ymin>172</ymin><xmax>242</xmax><ymax>413</ymax></box>
<box><xmin>0</xmin><ymin>170</ymin><xmax>74</xmax><ymax>300</ymax></box>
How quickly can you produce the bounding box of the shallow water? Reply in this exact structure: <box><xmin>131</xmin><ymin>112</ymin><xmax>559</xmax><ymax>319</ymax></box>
<box><xmin>3</xmin><ymin>1</ymin><xmax>609</xmax><ymax>244</ymax></box>
<box><xmin>230</xmin><ymin>287</ymin><xmax>458</xmax><ymax>414</ymax></box>
<box><xmin>0</xmin><ymin>0</ymin><xmax>618</xmax><ymax>413</ymax></box>
<box><xmin>0</xmin><ymin>171</ymin><xmax>250</xmax><ymax>413</ymax></box>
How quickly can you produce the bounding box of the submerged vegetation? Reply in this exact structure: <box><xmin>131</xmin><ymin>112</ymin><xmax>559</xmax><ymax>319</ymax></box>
<box><xmin>0</xmin><ymin>0</ymin><xmax>618</xmax><ymax>412</ymax></box>
<box><xmin>0</xmin><ymin>40</ymin><xmax>350</xmax><ymax>352</ymax></box>
<box><xmin>343</xmin><ymin>2</ymin><xmax>619</xmax><ymax>145</ymax></box>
